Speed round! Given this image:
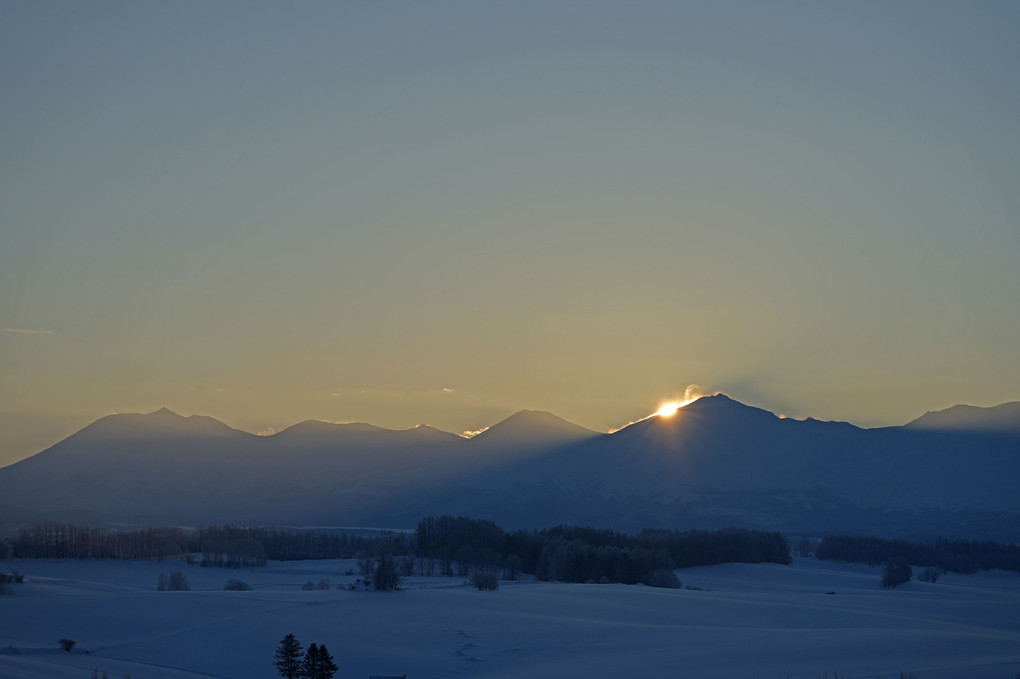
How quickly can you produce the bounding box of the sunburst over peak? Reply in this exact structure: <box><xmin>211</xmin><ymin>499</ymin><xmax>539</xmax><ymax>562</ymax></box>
<box><xmin>654</xmin><ymin>401</ymin><xmax>685</xmax><ymax>418</ymax></box>
<box><xmin>654</xmin><ymin>385</ymin><xmax>712</xmax><ymax>419</ymax></box>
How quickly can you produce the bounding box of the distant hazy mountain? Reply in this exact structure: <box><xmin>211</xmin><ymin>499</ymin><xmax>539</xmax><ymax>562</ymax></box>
<box><xmin>0</xmin><ymin>397</ymin><xmax>1017</xmax><ymax>539</ymax></box>
<box><xmin>74</xmin><ymin>406</ymin><xmax>250</xmax><ymax>440</ymax></box>
<box><xmin>904</xmin><ymin>402</ymin><xmax>1020</xmax><ymax>433</ymax></box>
<box><xmin>0</xmin><ymin>408</ymin><xmax>469</xmax><ymax>526</ymax></box>
<box><xmin>469</xmin><ymin>409</ymin><xmax>599</xmax><ymax>453</ymax></box>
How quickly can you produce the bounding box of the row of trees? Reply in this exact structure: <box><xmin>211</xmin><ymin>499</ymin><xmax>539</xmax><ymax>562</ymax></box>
<box><xmin>274</xmin><ymin>633</ymin><xmax>338</xmax><ymax>679</ymax></box>
<box><xmin>257</xmin><ymin>528</ymin><xmax>408</xmax><ymax>561</ymax></box>
<box><xmin>7</xmin><ymin>522</ymin><xmax>404</xmax><ymax>566</ymax></box>
<box><xmin>815</xmin><ymin>535</ymin><xmax>1020</xmax><ymax>574</ymax></box>
<box><xmin>10</xmin><ymin>523</ymin><xmax>192</xmax><ymax>561</ymax></box>
<box><xmin>415</xmin><ymin>515</ymin><xmax>791</xmax><ymax>585</ymax></box>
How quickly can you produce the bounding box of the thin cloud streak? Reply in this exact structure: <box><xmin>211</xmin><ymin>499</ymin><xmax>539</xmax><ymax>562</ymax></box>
<box><xmin>2</xmin><ymin>328</ymin><xmax>56</xmax><ymax>335</ymax></box>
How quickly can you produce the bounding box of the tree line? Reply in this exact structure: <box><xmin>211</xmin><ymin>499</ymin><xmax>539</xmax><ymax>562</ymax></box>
<box><xmin>8</xmin><ymin>517</ymin><xmax>792</xmax><ymax>585</ymax></box>
<box><xmin>7</xmin><ymin>522</ymin><xmax>402</xmax><ymax>566</ymax></box>
<box><xmin>815</xmin><ymin>534</ymin><xmax>1020</xmax><ymax>574</ymax></box>
<box><xmin>10</xmin><ymin>523</ymin><xmax>195</xmax><ymax>561</ymax></box>
<box><xmin>415</xmin><ymin>515</ymin><xmax>791</xmax><ymax>585</ymax></box>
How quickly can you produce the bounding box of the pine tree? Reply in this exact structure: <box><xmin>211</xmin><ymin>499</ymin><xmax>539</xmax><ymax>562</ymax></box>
<box><xmin>274</xmin><ymin>633</ymin><xmax>303</xmax><ymax>679</ymax></box>
<box><xmin>301</xmin><ymin>642</ymin><xmax>321</xmax><ymax>679</ymax></box>
<box><xmin>316</xmin><ymin>644</ymin><xmax>339</xmax><ymax>679</ymax></box>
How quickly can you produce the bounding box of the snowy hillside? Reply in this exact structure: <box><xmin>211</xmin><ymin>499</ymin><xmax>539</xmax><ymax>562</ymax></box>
<box><xmin>1</xmin><ymin>557</ymin><xmax>1018</xmax><ymax>679</ymax></box>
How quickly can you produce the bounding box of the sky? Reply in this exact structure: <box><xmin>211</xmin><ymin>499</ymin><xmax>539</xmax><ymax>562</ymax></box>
<box><xmin>2</xmin><ymin>1</ymin><xmax>1019</xmax><ymax>466</ymax></box>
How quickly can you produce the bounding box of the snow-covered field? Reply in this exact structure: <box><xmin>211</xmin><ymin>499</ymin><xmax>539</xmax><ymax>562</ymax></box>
<box><xmin>2</xmin><ymin>557</ymin><xmax>1018</xmax><ymax>679</ymax></box>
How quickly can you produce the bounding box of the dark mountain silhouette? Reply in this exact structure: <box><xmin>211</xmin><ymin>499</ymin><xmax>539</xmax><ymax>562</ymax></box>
<box><xmin>0</xmin><ymin>408</ymin><xmax>469</xmax><ymax>525</ymax></box>
<box><xmin>0</xmin><ymin>397</ymin><xmax>1017</xmax><ymax>539</ymax></box>
<box><xmin>520</xmin><ymin>394</ymin><xmax>868</xmax><ymax>494</ymax></box>
<box><xmin>457</xmin><ymin>395</ymin><xmax>1019</xmax><ymax>536</ymax></box>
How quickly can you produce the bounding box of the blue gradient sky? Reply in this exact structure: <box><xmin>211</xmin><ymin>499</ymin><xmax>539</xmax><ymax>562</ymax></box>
<box><xmin>2</xmin><ymin>1</ymin><xmax>1018</xmax><ymax>464</ymax></box>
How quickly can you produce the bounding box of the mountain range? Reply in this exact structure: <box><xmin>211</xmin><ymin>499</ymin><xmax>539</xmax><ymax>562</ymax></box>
<box><xmin>1</xmin><ymin>395</ymin><xmax>1018</xmax><ymax>540</ymax></box>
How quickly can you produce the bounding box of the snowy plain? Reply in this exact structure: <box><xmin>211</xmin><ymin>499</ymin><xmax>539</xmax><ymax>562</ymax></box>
<box><xmin>2</xmin><ymin>557</ymin><xmax>1019</xmax><ymax>679</ymax></box>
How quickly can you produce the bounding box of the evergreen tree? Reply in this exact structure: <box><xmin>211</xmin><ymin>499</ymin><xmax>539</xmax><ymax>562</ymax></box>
<box><xmin>316</xmin><ymin>644</ymin><xmax>339</xmax><ymax>679</ymax></box>
<box><xmin>274</xmin><ymin>633</ymin><xmax>303</xmax><ymax>679</ymax></box>
<box><xmin>301</xmin><ymin>642</ymin><xmax>321</xmax><ymax>679</ymax></box>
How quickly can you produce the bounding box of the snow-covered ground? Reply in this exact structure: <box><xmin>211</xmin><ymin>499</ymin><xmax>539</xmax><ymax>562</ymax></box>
<box><xmin>1</xmin><ymin>557</ymin><xmax>1018</xmax><ymax>679</ymax></box>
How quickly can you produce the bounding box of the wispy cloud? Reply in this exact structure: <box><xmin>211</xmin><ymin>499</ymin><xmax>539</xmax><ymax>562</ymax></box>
<box><xmin>2</xmin><ymin>328</ymin><xmax>55</xmax><ymax>335</ymax></box>
<box><xmin>328</xmin><ymin>387</ymin><xmax>462</xmax><ymax>398</ymax></box>
<box><xmin>256</xmin><ymin>427</ymin><xmax>276</xmax><ymax>437</ymax></box>
<box><xmin>460</xmin><ymin>427</ymin><xmax>489</xmax><ymax>439</ymax></box>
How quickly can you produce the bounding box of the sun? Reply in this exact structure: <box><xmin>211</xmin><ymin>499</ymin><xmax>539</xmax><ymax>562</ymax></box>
<box><xmin>607</xmin><ymin>386</ymin><xmax>708</xmax><ymax>433</ymax></box>
<box><xmin>655</xmin><ymin>390</ymin><xmax>704</xmax><ymax>418</ymax></box>
<box><xmin>652</xmin><ymin>385</ymin><xmax>709</xmax><ymax>419</ymax></box>
<box><xmin>655</xmin><ymin>401</ymin><xmax>683</xmax><ymax>418</ymax></box>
